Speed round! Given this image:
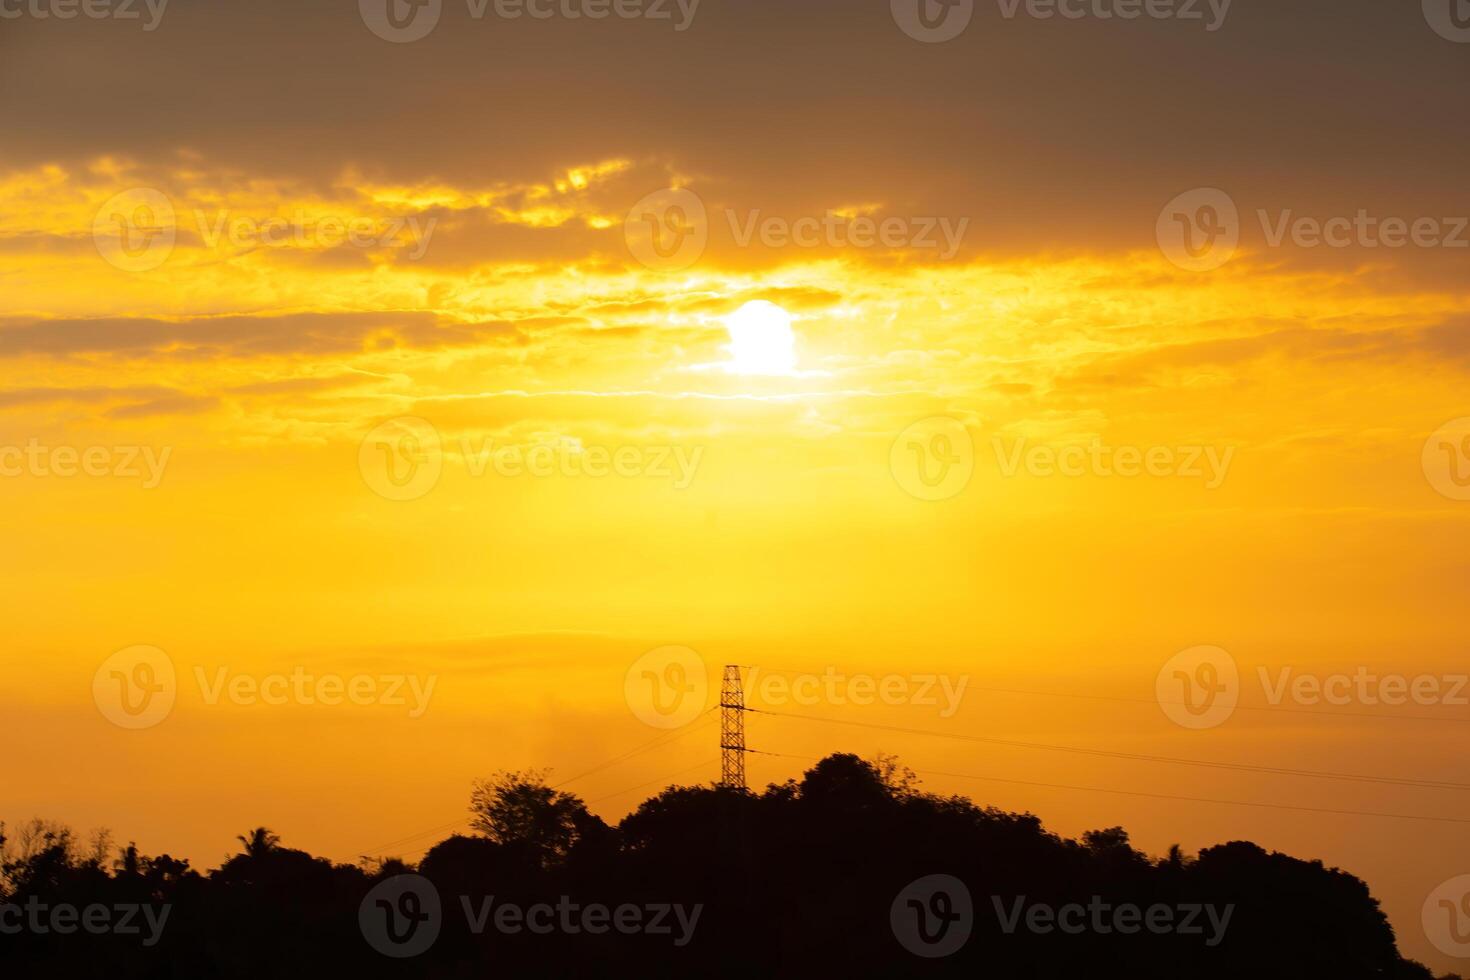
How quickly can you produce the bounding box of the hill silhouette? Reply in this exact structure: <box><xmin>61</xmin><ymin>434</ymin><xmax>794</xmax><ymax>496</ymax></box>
<box><xmin>1</xmin><ymin>752</ymin><xmax>1461</xmax><ymax>978</ymax></box>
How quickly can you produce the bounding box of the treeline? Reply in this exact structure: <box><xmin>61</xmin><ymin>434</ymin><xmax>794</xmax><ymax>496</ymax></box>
<box><xmin>1</xmin><ymin>753</ymin><xmax>1460</xmax><ymax>978</ymax></box>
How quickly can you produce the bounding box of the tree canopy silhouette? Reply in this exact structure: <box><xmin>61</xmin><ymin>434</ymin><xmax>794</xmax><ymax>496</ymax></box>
<box><xmin>1</xmin><ymin>754</ymin><xmax>1461</xmax><ymax>979</ymax></box>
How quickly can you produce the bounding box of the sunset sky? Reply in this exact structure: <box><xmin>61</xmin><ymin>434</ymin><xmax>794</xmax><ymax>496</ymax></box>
<box><xmin>3</xmin><ymin>0</ymin><xmax>1469</xmax><ymax>970</ymax></box>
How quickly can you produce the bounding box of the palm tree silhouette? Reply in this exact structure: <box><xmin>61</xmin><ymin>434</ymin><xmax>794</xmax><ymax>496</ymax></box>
<box><xmin>235</xmin><ymin>827</ymin><xmax>280</xmax><ymax>860</ymax></box>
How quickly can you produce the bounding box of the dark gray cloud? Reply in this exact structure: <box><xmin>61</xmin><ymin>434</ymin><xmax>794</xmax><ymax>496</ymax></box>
<box><xmin>2</xmin><ymin>0</ymin><xmax>1465</xmax><ymax>258</ymax></box>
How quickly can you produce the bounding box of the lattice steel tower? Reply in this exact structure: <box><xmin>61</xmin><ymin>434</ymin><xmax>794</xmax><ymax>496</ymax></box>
<box><xmin>719</xmin><ymin>665</ymin><xmax>746</xmax><ymax>789</ymax></box>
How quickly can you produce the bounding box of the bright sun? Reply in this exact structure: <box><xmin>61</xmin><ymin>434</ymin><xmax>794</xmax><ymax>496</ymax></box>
<box><xmin>721</xmin><ymin>300</ymin><xmax>798</xmax><ymax>376</ymax></box>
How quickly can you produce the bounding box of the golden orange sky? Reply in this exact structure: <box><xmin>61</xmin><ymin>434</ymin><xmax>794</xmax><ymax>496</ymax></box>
<box><xmin>4</xmin><ymin>0</ymin><xmax>1470</xmax><ymax>971</ymax></box>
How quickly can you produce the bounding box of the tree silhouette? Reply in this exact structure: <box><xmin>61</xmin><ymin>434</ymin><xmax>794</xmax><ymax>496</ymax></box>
<box><xmin>468</xmin><ymin>769</ymin><xmax>607</xmax><ymax>868</ymax></box>
<box><xmin>2</xmin><ymin>753</ymin><xmax>1463</xmax><ymax>980</ymax></box>
<box><xmin>234</xmin><ymin>826</ymin><xmax>281</xmax><ymax>860</ymax></box>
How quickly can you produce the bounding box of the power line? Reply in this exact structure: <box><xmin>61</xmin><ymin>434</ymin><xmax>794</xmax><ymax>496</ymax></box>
<box><xmin>747</xmin><ymin>751</ymin><xmax>1470</xmax><ymax>826</ymax></box>
<box><xmin>359</xmin><ymin>817</ymin><xmax>470</xmax><ymax>858</ymax></box>
<box><xmin>383</xmin><ymin>760</ymin><xmax>718</xmax><ymax>862</ymax></box>
<box><xmin>959</xmin><ymin>684</ymin><xmax>1470</xmax><ymax>725</ymax></box>
<box><xmin>358</xmin><ymin>714</ymin><xmax>715</xmax><ymax>858</ymax></box>
<box><xmin>553</xmin><ymin>712</ymin><xmax>715</xmax><ymax>789</ymax></box>
<box><xmin>748</xmin><ymin>706</ymin><xmax>1470</xmax><ymax>792</ymax></box>
<box><xmin>585</xmin><ymin>760</ymin><xmax>717</xmax><ymax>805</ymax></box>
<box><xmin>743</xmin><ymin>665</ymin><xmax>1470</xmax><ymax>724</ymax></box>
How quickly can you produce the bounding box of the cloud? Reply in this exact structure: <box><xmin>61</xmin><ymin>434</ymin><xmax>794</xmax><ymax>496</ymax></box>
<box><xmin>105</xmin><ymin>394</ymin><xmax>220</xmax><ymax>419</ymax></box>
<box><xmin>1057</xmin><ymin>320</ymin><xmax>1470</xmax><ymax>391</ymax></box>
<box><xmin>227</xmin><ymin>372</ymin><xmax>393</xmax><ymax>396</ymax></box>
<box><xmin>0</xmin><ymin>385</ymin><xmax>178</xmax><ymax>408</ymax></box>
<box><xmin>0</xmin><ymin>312</ymin><xmax>531</xmax><ymax>359</ymax></box>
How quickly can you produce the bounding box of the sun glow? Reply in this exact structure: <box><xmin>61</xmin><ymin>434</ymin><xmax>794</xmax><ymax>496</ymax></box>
<box><xmin>721</xmin><ymin>300</ymin><xmax>798</xmax><ymax>375</ymax></box>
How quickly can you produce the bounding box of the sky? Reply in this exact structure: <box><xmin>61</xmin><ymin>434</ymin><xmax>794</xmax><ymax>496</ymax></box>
<box><xmin>3</xmin><ymin>0</ymin><xmax>1470</xmax><ymax>970</ymax></box>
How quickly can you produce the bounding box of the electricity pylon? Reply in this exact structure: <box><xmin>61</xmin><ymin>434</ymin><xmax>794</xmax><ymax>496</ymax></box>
<box><xmin>720</xmin><ymin>665</ymin><xmax>746</xmax><ymax>789</ymax></box>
